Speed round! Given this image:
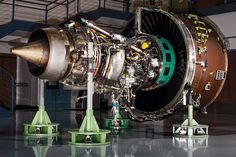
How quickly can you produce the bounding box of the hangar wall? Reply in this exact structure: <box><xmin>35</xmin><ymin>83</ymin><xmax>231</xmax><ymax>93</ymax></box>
<box><xmin>211</xmin><ymin>50</ymin><xmax>236</xmax><ymax>114</ymax></box>
<box><xmin>0</xmin><ymin>54</ymin><xmax>16</xmax><ymax>109</ymax></box>
<box><xmin>208</xmin><ymin>11</ymin><xmax>236</xmax><ymax>50</ymax></box>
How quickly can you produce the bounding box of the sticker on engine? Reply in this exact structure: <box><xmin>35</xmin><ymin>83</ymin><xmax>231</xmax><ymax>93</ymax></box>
<box><xmin>215</xmin><ymin>70</ymin><xmax>226</xmax><ymax>80</ymax></box>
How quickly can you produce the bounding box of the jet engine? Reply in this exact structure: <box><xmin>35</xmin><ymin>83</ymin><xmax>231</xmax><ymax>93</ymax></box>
<box><xmin>12</xmin><ymin>8</ymin><xmax>228</xmax><ymax>121</ymax></box>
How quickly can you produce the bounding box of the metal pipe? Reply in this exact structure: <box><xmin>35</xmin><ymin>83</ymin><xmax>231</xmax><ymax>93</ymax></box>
<box><xmin>130</xmin><ymin>45</ymin><xmax>142</xmax><ymax>53</ymax></box>
<box><xmin>81</xmin><ymin>18</ymin><xmax>112</xmax><ymax>37</ymax></box>
<box><xmin>183</xmin><ymin>90</ymin><xmax>187</xmax><ymax>106</ymax></box>
<box><xmin>77</xmin><ymin>96</ymin><xmax>87</xmax><ymax>101</ymax></box>
<box><xmin>188</xmin><ymin>91</ymin><xmax>193</xmax><ymax>126</ymax></box>
<box><xmin>81</xmin><ymin>18</ymin><xmax>143</xmax><ymax>53</ymax></box>
<box><xmin>87</xmin><ymin>42</ymin><xmax>94</xmax><ymax>110</ymax></box>
<box><xmin>38</xmin><ymin>80</ymin><xmax>45</xmax><ymax>106</ymax></box>
<box><xmin>188</xmin><ymin>105</ymin><xmax>193</xmax><ymax>126</ymax></box>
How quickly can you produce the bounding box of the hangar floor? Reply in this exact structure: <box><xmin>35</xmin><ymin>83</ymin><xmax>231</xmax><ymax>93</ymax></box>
<box><xmin>1</xmin><ymin>107</ymin><xmax>236</xmax><ymax>157</ymax></box>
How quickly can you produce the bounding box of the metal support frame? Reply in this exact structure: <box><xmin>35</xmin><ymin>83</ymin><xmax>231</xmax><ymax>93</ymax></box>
<box><xmin>0</xmin><ymin>0</ymin><xmax>77</xmax><ymax>25</ymax></box>
<box><xmin>68</xmin><ymin>42</ymin><xmax>110</xmax><ymax>146</ymax></box>
<box><xmin>99</xmin><ymin>0</ymin><xmax>101</xmax><ymax>8</ymax></box>
<box><xmin>12</xmin><ymin>0</ymin><xmax>15</xmax><ymax>21</ymax></box>
<box><xmin>173</xmin><ymin>85</ymin><xmax>208</xmax><ymax>137</ymax></box>
<box><xmin>24</xmin><ymin>80</ymin><xmax>59</xmax><ymax>137</ymax></box>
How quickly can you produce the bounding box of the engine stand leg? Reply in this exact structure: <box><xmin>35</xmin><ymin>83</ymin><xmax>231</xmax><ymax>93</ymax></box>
<box><xmin>68</xmin><ymin>42</ymin><xmax>110</xmax><ymax>145</ymax></box>
<box><xmin>173</xmin><ymin>85</ymin><xmax>208</xmax><ymax>137</ymax></box>
<box><xmin>24</xmin><ymin>81</ymin><xmax>59</xmax><ymax>137</ymax></box>
<box><xmin>24</xmin><ymin>105</ymin><xmax>59</xmax><ymax>137</ymax></box>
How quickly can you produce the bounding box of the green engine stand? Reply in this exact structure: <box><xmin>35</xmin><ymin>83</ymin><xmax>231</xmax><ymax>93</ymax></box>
<box><xmin>173</xmin><ymin>105</ymin><xmax>208</xmax><ymax>137</ymax></box>
<box><xmin>104</xmin><ymin>115</ymin><xmax>129</xmax><ymax>130</ymax></box>
<box><xmin>24</xmin><ymin>105</ymin><xmax>59</xmax><ymax>137</ymax></box>
<box><xmin>68</xmin><ymin>109</ymin><xmax>110</xmax><ymax>145</ymax></box>
<box><xmin>173</xmin><ymin>85</ymin><xmax>208</xmax><ymax>137</ymax></box>
<box><xmin>24</xmin><ymin>80</ymin><xmax>59</xmax><ymax>137</ymax></box>
<box><xmin>68</xmin><ymin>42</ymin><xmax>110</xmax><ymax>145</ymax></box>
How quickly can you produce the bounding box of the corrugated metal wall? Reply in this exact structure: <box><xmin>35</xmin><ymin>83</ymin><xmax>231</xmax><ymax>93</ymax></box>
<box><xmin>0</xmin><ymin>3</ymin><xmax>12</xmax><ymax>25</ymax></box>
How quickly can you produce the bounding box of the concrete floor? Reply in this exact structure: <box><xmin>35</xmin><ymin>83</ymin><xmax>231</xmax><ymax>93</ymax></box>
<box><xmin>1</xmin><ymin>109</ymin><xmax>236</xmax><ymax>157</ymax></box>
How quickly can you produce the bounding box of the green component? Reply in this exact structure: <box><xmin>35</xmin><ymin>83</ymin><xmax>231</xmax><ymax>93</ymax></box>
<box><xmin>173</xmin><ymin>105</ymin><xmax>208</xmax><ymax>137</ymax></box>
<box><xmin>104</xmin><ymin>118</ymin><xmax>129</xmax><ymax>130</ymax></box>
<box><xmin>104</xmin><ymin>109</ymin><xmax>129</xmax><ymax>130</ymax></box>
<box><xmin>68</xmin><ymin>109</ymin><xmax>110</xmax><ymax>145</ymax></box>
<box><xmin>155</xmin><ymin>37</ymin><xmax>176</xmax><ymax>87</ymax></box>
<box><xmin>24</xmin><ymin>105</ymin><xmax>59</xmax><ymax>137</ymax></box>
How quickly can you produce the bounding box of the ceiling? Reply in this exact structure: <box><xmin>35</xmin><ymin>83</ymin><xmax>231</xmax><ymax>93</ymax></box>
<box><xmin>0</xmin><ymin>0</ymin><xmax>134</xmax><ymax>53</ymax></box>
<box><xmin>1</xmin><ymin>0</ymin><xmax>236</xmax><ymax>53</ymax></box>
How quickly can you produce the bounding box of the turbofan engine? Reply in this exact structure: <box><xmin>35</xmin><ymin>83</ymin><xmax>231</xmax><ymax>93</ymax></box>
<box><xmin>11</xmin><ymin>8</ymin><xmax>228</xmax><ymax>121</ymax></box>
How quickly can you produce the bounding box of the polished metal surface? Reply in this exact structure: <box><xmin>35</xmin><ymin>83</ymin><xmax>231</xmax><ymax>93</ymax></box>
<box><xmin>1</xmin><ymin>109</ymin><xmax>236</xmax><ymax>157</ymax></box>
<box><xmin>105</xmin><ymin>49</ymin><xmax>125</xmax><ymax>81</ymax></box>
<box><xmin>11</xmin><ymin>40</ymin><xmax>49</xmax><ymax>68</ymax></box>
<box><xmin>28</xmin><ymin>27</ymin><xmax>73</xmax><ymax>81</ymax></box>
<box><xmin>39</xmin><ymin>28</ymin><xmax>71</xmax><ymax>81</ymax></box>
